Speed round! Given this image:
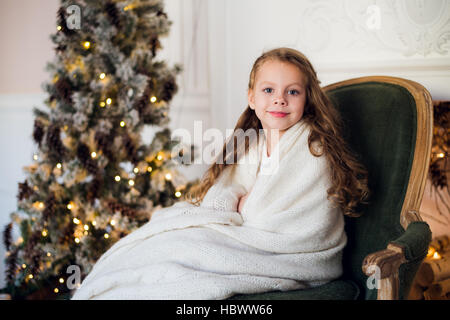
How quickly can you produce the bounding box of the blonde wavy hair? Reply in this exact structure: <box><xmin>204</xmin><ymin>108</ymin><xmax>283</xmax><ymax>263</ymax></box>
<box><xmin>186</xmin><ymin>47</ymin><xmax>370</xmax><ymax>217</ymax></box>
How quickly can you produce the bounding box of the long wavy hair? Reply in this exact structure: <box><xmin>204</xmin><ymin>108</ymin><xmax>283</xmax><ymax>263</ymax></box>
<box><xmin>186</xmin><ymin>47</ymin><xmax>370</xmax><ymax>217</ymax></box>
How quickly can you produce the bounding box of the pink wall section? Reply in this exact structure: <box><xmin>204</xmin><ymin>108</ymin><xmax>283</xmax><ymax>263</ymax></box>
<box><xmin>0</xmin><ymin>0</ymin><xmax>59</xmax><ymax>94</ymax></box>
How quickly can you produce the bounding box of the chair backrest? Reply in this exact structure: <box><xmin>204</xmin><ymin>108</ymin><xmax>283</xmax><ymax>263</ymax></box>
<box><xmin>324</xmin><ymin>76</ymin><xmax>433</xmax><ymax>299</ymax></box>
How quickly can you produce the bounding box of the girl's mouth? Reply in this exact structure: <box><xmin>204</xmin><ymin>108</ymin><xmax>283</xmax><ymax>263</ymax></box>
<box><xmin>268</xmin><ymin>111</ymin><xmax>289</xmax><ymax>118</ymax></box>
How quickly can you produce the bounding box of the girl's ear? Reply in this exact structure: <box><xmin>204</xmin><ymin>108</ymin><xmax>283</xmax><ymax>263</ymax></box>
<box><xmin>248</xmin><ymin>89</ymin><xmax>255</xmax><ymax>110</ymax></box>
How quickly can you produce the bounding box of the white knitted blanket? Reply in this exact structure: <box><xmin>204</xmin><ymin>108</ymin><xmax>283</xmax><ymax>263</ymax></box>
<box><xmin>71</xmin><ymin>120</ymin><xmax>347</xmax><ymax>300</ymax></box>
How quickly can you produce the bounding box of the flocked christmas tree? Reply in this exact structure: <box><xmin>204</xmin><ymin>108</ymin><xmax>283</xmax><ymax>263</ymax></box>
<box><xmin>2</xmin><ymin>0</ymin><xmax>195</xmax><ymax>299</ymax></box>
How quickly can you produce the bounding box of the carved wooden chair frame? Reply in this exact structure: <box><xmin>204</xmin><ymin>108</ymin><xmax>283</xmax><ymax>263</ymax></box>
<box><xmin>323</xmin><ymin>76</ymin><xmax>433</xmax><ymax>300</ymax></box>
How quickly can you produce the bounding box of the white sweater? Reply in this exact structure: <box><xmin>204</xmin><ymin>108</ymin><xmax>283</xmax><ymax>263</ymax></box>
<box><xmin>72</xmin><ymin>120</ymin><xmax>346</xmax><ymax>300</ymax></box>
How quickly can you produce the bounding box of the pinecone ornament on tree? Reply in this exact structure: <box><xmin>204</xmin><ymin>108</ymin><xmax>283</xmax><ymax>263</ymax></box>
<box><xmin>42</xmin><ymin>193</ymin><xmax>56</xmax><ymax>222</ymax></box>
<box><xmin>105</xmin><ymin>2</ymin><xmax>122</xmax><ymax>29</ymax></box>
<box><xmin>18</xmin><ymin>180</ymin><xmax>34</xmax><ymax>201</ymax></box>
<box><xmin>3</xmin><ymin>223</ymin><xmax>13</xmax><ymax>252</ymax></box>
<box><xmin>33</xmin><ymin>120</ymin><xmax>45</xmax><ymax>147</ymax></box>
<box><xmin>122</xmin><ymin>133</ymin><xmax>138</xmax><ymax>165</ymax></box>
<box><xmin>95</xmin><ymin>131</ymin><xmax>115</xmax><ymax>161</ymax></box>
<box><xmin>46</xmin><ymin>124</ymin><xmax>66</xmax><ymax>163</ymax></box>
<box><xmin>76</xmin><ymin>143</ymin><xmax>98</xmax><ymax>176</ymax></box>
<box><xmin>86</xmin><ymin>175</ymin><xmax>103</xmax><ymax>204</ymax></box>
<box><xmin>54</xmin><ymin>77</ymin><xmax>73</xmax><ymax>104</ymax></box>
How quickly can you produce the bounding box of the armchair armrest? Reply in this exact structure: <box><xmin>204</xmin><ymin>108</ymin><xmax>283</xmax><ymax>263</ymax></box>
<box><xmin>362</xmin><ymin>219</ymin><xmax>432</xmax><ymax>300</ymax></box>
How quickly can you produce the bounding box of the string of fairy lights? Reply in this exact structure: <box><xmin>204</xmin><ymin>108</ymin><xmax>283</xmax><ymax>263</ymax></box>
<box><xmin>18</xmin><ymin>3</ymin><xmax>186</xmax><ymax>295</ymax></box>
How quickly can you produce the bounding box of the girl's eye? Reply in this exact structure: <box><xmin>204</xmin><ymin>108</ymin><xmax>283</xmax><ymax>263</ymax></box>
<box><xmin>263</xmin><ymin>88</ymin><xmax>273</xmax><ymax>94</ymax></box>
<box><xmin>288</xmin><ymin>89</ymin><xmax>299</xmax><ymax>95</ymax></box>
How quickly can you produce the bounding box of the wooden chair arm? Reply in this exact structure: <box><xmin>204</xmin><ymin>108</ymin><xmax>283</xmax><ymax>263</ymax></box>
<box><xmin>362</xmin><ymin>243</ymin><xmax>407</xmax><ymax>300</ymax></box>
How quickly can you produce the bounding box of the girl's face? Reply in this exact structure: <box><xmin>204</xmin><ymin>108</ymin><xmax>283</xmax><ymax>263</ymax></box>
<box><xmin>248</xmin><ymin>60</ymin><xmax>306</xmax><ymax>137</ymax></box>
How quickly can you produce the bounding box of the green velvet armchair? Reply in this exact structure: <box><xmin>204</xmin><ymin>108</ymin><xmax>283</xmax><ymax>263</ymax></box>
<box><xmin>229</xmin><ymin>76</ymin><xmax>433</xmax><ymax>300</ymax></box>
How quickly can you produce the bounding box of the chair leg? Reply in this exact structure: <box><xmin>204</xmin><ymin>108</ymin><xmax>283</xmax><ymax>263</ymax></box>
<box><xmin>378</xmin><ymin>272</ymin><xmax>400</xmax><ymax>300</ymax></box>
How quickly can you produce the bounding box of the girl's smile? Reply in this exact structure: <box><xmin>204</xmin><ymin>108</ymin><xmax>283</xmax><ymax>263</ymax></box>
<box><xmin>268</xmin><ymin>111</ymin><xmax>289</xmax><ymax>118</ymax></box>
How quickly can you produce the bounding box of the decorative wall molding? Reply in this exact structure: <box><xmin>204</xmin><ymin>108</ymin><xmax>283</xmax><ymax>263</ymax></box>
<box><xmin>296</xmin><ymin>0</ymin><xmax>450</xmax><ymax>62</ymax></box>
<box><xmin>162</xmin><ymin>0</ymin><xmax>211</xmax><ymax>132</ymax></box>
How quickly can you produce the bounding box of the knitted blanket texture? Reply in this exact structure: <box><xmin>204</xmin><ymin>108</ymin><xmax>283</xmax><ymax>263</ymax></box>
<box><xmin>71</xmin><ymin>120</ymin><xmax>347</xmax><ymax>300</ymax></box>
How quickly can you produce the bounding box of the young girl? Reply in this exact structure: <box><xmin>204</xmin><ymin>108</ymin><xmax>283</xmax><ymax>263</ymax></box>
<box><xmin>187</xmin><ymin>47</ymin><xmax>369</xmax><ymax>218</ymax></box>
<box><xmin>72</xmin><ymin>47</ymin><xmax>369</xmax><ymax>300</ymax></box>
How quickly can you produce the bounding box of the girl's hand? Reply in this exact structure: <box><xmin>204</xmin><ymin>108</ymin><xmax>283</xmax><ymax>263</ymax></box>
<box><xmin>237</xmin><ymin>187</ymin><xmax>252</xmax><ymax>214</ymax></box>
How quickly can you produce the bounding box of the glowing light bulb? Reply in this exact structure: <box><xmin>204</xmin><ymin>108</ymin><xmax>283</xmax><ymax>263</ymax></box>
<box><xmin>22</xmin><ymin>264</ymin><xmax>26</xmax><ymax>269</ymax></box>
<box><xmin>128</xmin><ymin>180</ymin><xmax>135</xmax><ymax>186</ymax></box>
<box><xmin>433</xmin><ymin>251</ymin><xmax>441</xmax><ymax>260</ymax></box>
<box><xmin>92</xmin><ymin>220</ymin><xmax>97</xmax><ymax>226</ymax></box>
<box><xmin>56</xmin><ymin>163</ymin><xmax>62</xmax><ymax>169</ymax></box>
<box><xmin>110</xmin><ymin>220</ymin><xmax>116</xmax><ymax>226</ymax></box>
<box><xmin>99</xmin><ymin>101</ymin><xmax>106</xmax><ymax>107</ymax></box>
<box><xmin>133</xmin><ymin>167</ymin><xmax>139</xmax><ymax>174</ymax></box>
<box><xmin>54</xmin><ymin>288</ymin><xmax>59</xmax><ymax>293</ymax></box>
<box><xmin>437</xmin><ymin>153</ymin><xmax>445</xmax><ymax>158</ymax></box>
<box><xmin>33</xmin><ymin>154</ymin><xmax>38</xmax><ymax>161</ymax></box>
<box><xmin>73</xmin><ymin>218</ymin><xmax>80</xmax><ymax>225</ymax></box>
<box><xmin>99</xmin><ymin>73</ymin><xmax>106</xmax><ymax>80</ymax></box>
<box><xmin>91</xmin><ymin>151</ymin><xmax>97</xmax><ymax>158</ymax></box>
<box><xmin>106</xmin><ymin>98</ymin><xmax>112</xmax><ymax>105</ymax></box>
<box><xmin>59</xmin><ymin>278</ymin><xmax>64</xmax><ymax>283</ymax></box>
<box><xmin>104</xmin><ymin>233</ymin><xmax>109</xmax><ymax>239</ymax></box>
<box><xmin>47</xmin><ymin>252</ymin><xmax>51</xmax><ymax>257</ymax></box>
<box><xmin>28</xmin><ymin>274</ymin><xmax>33</xmax><ymax>279</ymax></box>
<box><xmin>84</xmin><ymin>224</ymin><xmax>89</xmax><ymax>231</ymax></box>
<box><xmin>175</xmin><ymin>191</ymin><xmax>181</xmax><ymax>198</ymax></box>
<box><xmin>42</xmin><ymin>229</ymin><xmax>48</xmax><ymax>237</ymax></box>
<box><xmin>115</xmin><ymin>175</ymin><xmax>121</xmax><ymax>182</ymax></box>
<box><xmin>165</xmin><ymin>173</ymin><xmax>172</xmax><ymax>181</ymax></box>
<box><xmin>74</xmin><ymin>237</ymin><xmax>80</xmax><ymax>243</ymax></box>
<box><xmin>120</xmin><ymin>121</ymin><xmax>126</xmax><ymax>127</ymax></box>
<box><xmin>33</xmin><ymin>201</ymin><xmax>43</xmax><ymax>210</ymax></box>
<box><xmin>83</xmin><ymin>41</ymin><xmax>91</xmax><ymax>49</ymax></box>
<box><xmin>150</xmin><ymin>96</ymin><xmax>157</xmax><ymax>103</ymax></box>
<box><xmin>67</xmin><ymin>202</ymin><xmax>74</xmax><ymax>210</ymax></box>
<box><xmin>57</xmin><ymin>25</ymin><xmax>62</xmax><ymax>31</ymax></box>
<box><xmin>147</xmin><ymin>166</ymin><xmax>153</xmax><ymax>172</ymax></box>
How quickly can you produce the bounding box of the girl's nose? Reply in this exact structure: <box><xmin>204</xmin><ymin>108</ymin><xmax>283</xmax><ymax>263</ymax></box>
<box><xmin>273</xmin><ymin>97</ymin><xmax>286</xmax><ymax>106</ymax></box>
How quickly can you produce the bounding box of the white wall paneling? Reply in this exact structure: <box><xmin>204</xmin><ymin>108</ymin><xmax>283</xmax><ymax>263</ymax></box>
<box><xmin>161</xmin><ymin>0</ymin><xmax>211</xmax><ymax>180</ymax></box>
<box><xmin>0</xmin><ymin>94</ymin><xmax>41</xmax><ymax>289</ymax></box>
